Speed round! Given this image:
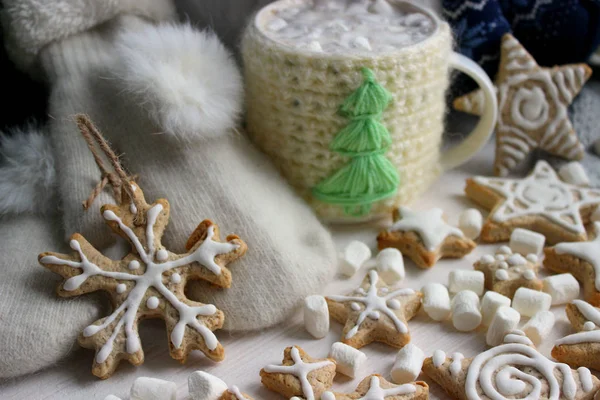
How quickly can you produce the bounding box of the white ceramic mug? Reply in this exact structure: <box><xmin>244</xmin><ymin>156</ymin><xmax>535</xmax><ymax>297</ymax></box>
<box><xmin>242</xmin><ymin>0</ymin><xmax>497</xmax><ymax>221</ymax></box>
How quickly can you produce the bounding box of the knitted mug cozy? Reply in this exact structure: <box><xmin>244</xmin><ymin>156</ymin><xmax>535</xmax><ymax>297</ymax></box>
<box><xmin>242</xmin><ymin>1</ymin><xmax>456</xmax><ymax>221</ymax></box>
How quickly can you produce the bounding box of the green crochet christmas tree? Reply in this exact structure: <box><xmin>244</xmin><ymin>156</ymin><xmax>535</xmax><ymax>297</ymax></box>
<box><xmin>313</xmin><ymin>68</ymin><xmax>400</xmax><ymax>216</ymax></box>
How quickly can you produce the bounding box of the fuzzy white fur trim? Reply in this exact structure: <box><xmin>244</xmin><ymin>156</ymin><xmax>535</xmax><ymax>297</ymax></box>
<box><xmin>115</xmin><ymin>23</ymin><xmax>243</xmax><ymax>140</ymax></box>
<box><xmin>1</xmin><ymin>0</ymin><xmax>176</xmax><ymax>74</ymax></box>
<box><xmin>0</xmin><ymin>126</ymin><xmax>57</xmax><ymax>215</ymax></box>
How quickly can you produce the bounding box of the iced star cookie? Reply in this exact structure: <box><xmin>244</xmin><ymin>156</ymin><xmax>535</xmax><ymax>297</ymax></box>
<box><xmin>552</xmin><ymin>300</ymin><xmax>600</xmax><ymax>371</ymax></box>
<box><xmin>260</xmin><ymin>346</ymin><xmax>336</xmax><ymax>400</ymax></box>
<box><xmin>544</xmin><ymin>222</ymin><xmax>600</xmax><ymax>307</ymax></box>
<box><xmin>326</xmin><ymin>269</ymin><xmax>422</xmax><ymax>349</ymax></box>
<box><xmin>454</xmin><ymin>34</ymin><xmax>591</xmax><ymax>177</ymax></box>
<box><xmin>39</xmin><ymin>183</ymin><xmax>247</xmax><ymax>379</ymax></box>
<box><xmin>377</xmin><ymin>207</ymin><xmax>476</xmax><ymax>268</ymax></box>
<box><xmin>474</xmin><ymin>246</ymin><xmax>542</xmax><ymax>298</ymax></box>
<box><xmin>423</xmin><ymin>330</ymin><xmax>600</xmax><ymax>400</ymax></box>
<box><xmin>320</xmin><ymin>375</ymin><xmax>429</xmax><ymax>399</ymax></box>
<box><xmin>466</xmin><ymin>161</ymin><xmax>600</xmax><ymax>244</ymax></box>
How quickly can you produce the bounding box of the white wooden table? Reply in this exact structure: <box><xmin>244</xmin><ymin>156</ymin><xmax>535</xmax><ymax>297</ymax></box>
<box><xmin>1</xmin><ymin>143</ymin><xmax>597</xmax><ymax>399</ymax></box>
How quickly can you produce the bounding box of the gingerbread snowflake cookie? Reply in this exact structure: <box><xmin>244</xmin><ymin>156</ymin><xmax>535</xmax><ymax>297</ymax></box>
<box><xmin>326</xmin><ymin>269</ymin><xmax>421</xmax><ymax>349</ymax></box>
<box><xmin>260</xmin><ymin>346</ymin><xmax>336</xmax><ymax>400</ymax></box>
<box><xmin>320</xmin><ymin>375</ymin><xmax>429</xmax><ymax>399</ymax></box>
<box><xmin>423</xmin><ymin>330</ymin><xmax>600</xmax><ymax>399</ymax></box>
<box><xmin>454</xmin><ymin>33</ymin><xmax>592</xmax><ymax>177</ymax></box>
<box><xmin>544</xmin><ymin>222</ymin><xmax>600</xmax><ymax>307</ymax></box>
<box><xmin>466</xmin><ymin>161</ymin><xmax>600</xmax><ymax>244</ymax></box>
<box><xmin>377</xmin><ymin>207</ymin><xmax>476</xmax><ymax>268</ymax></box>
<box><xmin>552</xmin><ymin>300</ymin><xmax>600</xmax><ymax>371</ymax></box>
<box><xmin>474</xmin><ymin>246</ymin><xmax>542</xmax><ymax>298</ymax></box>
<box><xmin>39</xmin><ymin>183</ymin><xmax>247</xmax><ymax>379</ymax></box>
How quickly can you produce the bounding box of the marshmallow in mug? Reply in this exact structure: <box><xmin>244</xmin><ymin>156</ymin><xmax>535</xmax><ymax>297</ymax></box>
<box><xmin>263</xmin><ymin>0</ymin><xmax>436</xmax><ymax>54</ymax></box>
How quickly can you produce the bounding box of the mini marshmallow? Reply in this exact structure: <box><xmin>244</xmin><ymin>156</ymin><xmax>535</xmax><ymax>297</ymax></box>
<box><xmin>304</xmin><ymin>295</ymin><xmax>330</xmax><ymax>339</ymax></box>
<box><xmin>339</xmin><ymin>241</ymin><xmax>371</xmax><ymax>277</ymax></box>
<box><xmin>391</xmin><ymin>343</ymin><xmax>425</xmax><ymax>384</ymax></box>
<box><xmin>459</xmin><ymin>208</ymin><xmax>483</xmax><ymax>239</ymax></box>
<box><xmin>512</xmin><ymin>287</ymin><xmax>552</xmax><ymax>318</ymax></box>
<box><xmin>329</xmin><ymin>342</ymin><xmax>366</xmax><ymax>378</ymax></box>
<box><xmin>542</xmin><ymin>274</ymin><xmax>580</xmax><ymax>305</ymax></box>
<box><xmin>486</xmin><ymin>306</ymin><xmax>521</xmax><ymax>346</ymax></box>
<box><xmin>353</xmin><ymin>36</ymin><xmax>372</xmax><ymax>50</ymax></box>
<box><xmin>131</xmin><ymin>377</ymin><xmax>177</xmax><ymax>400</ymax></box>
<box><xmin>509</xmin><ymin>228</ymin><xmax>545</xmax><ymax>256</ymax></box>
<box><xmin>559</xmin><ymin>162</ymin><xmax>590</xmax><ymax>186</ymax></box>
<box><xmin>448</xmin><ymin>270</ymin><xmax>485</xmax><ymax>296</ymax></box>
<box><xmin>421</xmin><ymin>283</ymin><xmax>451</xmax><ymax>321</ymax></box>
<box><xmin>188</xmin><ymin>371</ymin><xmax>229</xmax><ymax>400</ymax></box>
<box><xmin>104</xmin><ymin>396</ymin><xmax>122</xmax><ymax>400</ymax></box>
<box><xmin>451</xmin><ymin>290</ymin><xmax>482</xmax><ymax>332</ymax></box>
<box><xmin>481</xmin><ymin>291</ymin><xmax>512</xmax><ymax>326</ymax></box>
<box><xmin>376</xmin><ymin>248</ymin><xmax>405</xmax><ymax>283</ymax></box>
<box><xmin>522</xmin><ymin>311</ymin><xmax>555</xmax><ymax>346</ymax></box>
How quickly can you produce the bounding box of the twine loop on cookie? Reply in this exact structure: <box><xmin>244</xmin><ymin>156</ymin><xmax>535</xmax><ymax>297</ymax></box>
<box><xmin>75</xmin><ymin>114</ymin><xmax>145</xmax><ymax>225</ymax></box>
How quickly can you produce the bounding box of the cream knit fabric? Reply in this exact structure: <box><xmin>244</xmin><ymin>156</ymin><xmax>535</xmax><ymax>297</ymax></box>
<box><xmin>242</xmin><ymin>13</ymin><xmax>452</xmax><ymax>221</ymax></box>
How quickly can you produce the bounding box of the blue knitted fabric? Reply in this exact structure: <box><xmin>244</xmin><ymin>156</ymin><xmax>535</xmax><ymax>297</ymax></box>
<box><xmin>443</xmin><ymin>0</ymin><xmax>600</xmax><ymax>78</ymax></box>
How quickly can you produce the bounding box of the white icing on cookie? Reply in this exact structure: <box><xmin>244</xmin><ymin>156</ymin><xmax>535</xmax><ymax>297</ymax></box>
<box><xmin>555</xmin><ymin>223</ymin><xmax>600</xmax><ymax>291</ymax></box>
<box><xmin>473</xmin><ymin>161</ymin><xmax>600</xmax><ymax>234</ymax></box>
<box><xmin>578</xmin><ymin>367</ymin><xmax>594</xmax><ymax>393</ymax></box>
<box><xmin>584</xmin><ymin>321</ymin><xmax>596</xmax><ymax>331</ymax></box>
<box><xmin>449</xmin><ymin>353</ymin><xmax>464</xmax><ymax>377</ymax></box>
<box><xmin>229</xmin><ymin>385</ymin><xmax>246</xmax><ymax>400</ymax></box>
<box><xmin>170</xmin><ymin>273</ymin><xmax>181</xmax><ymax>284</ymax></box>
<box><xmin>40</xmin><ymin>203</ymin><xmax>241</xmax><ymax>364</ymax></box>
<box><xmin>146</xmin><ymin>296</ymin><xmax>159</xmax><ymax>309</ymax></box>
<box><xmin>466</xmin><ymin>341</ymin><xmax>585</xmax><ymax>399</ymax></box>
<box><xmin>503</xmin><ymin>330</ymin><xmax>534</xmax><ymax>346</ymax></box>
<box><xmin>496</xmin><ymin>270</ymin><xmax>508</xmax><ymax>281</ymax></box>
<box><xmin>116</xmin><ymin>283</ymin><xmax>126</xmax><ymax>294</ymax></box>
<box><xmin>327</xmin><ymin>270</ymin><xmax>415</xmax><ymax>339</ymax></box>
<box><xmin>357</xmin><ymin>376</ymin><xmax>416</xmax><ymax>399</ymax></box>
<box><xmin>388</xmin><ymin>207</ymin><xmax>464</xmax><ymax>250</ymax></box>
<box><xmin>263</xmin><ymin>346</ymin><xmax>333</xmax><ymax>400</ymax></box>
<box><xmin>572</xmin><ymin>300</ymin><xmax>600</xmax><ymax>327</ymax></box>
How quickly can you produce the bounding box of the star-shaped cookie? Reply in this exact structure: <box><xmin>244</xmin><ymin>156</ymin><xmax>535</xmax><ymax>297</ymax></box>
<box><xmin>423</xmin><ymin>330</ymin><xmax>600</xmax><ymax>399</ymax></box>
<box><xmin>320</xmin><ymin>375</ymin><xmax>429</xmax><ymax>399</ymax></box>
<box><xmin>377</xmin><ymin>207</ymin><xmax>476</xmax><ymax>268</ymax></box>
<box><xmin>474</xmin><ymin>246</ymin><xmax>542</xmax><ymax>298</ymax></box>
<box><xmin>260</xmin><ymin>346</ymin><xmax>336</xmax><ymax>400</ymax></box>
<box><xmin>326</xmin><ymin>269</ymin><xmax>421</xmax><ymax>349</ymax></box>
<box><xmin>544</xmin><ymin>222</ymin><xmax>600</xmax><ymax>307</ymax></box>
<box><xmin>454</xmin><ymin>33</ymin><xmax>592</xmax><ymax>177</ymax></box>
<box><xmin>466</xmin><ymin>160</ymin><xmax>600</xmax><ymax>244</ymax></box>
<box><xmin>552</xmin><ymin>300</ymin><xmax>600</xmax><ymax>372</ymax></box>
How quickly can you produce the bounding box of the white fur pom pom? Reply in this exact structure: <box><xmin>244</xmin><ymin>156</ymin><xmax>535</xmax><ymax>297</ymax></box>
<box><xmin>115</xmin><ymin>23</ymin><xmax>243</xmax><ymax>140</ymax></box>
<box><xmin>0</xmin><ymin>126</ymin><xmax>56</xmax><ymax>214</ymax></box>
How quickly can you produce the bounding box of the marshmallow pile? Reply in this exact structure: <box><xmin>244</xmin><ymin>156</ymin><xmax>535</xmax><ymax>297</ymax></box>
<box><xmin>261</xmin><ymin>0</ymin><xmax>436</xmax><ymax>54</ymax></box>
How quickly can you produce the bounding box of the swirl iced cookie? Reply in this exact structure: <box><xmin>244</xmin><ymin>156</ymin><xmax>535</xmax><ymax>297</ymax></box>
<box><xmin>320</xmin><ymin>375</ymin><xmax>428</xmax><ymax>399</ymax></box>
<box><xmin>474</xmin><ymin>246</ymin><xmax>542</xmax><ymax>298</ymax></box>
<box><xmin>38</xmin><ymin>183</ymin><xmax>247</xmax><ymax>379</ymax></box>
<box><xmin>544</xmin><ymin>222</ymin><xmax>600</xmax><ymax>306</ymax></box>
<box><xmin>552</xmin><ymin>300</ymin><xmax>600</xmax><ymax>371</ymax></box>
<box><xmin>377</xmin><ymin>207</ymin><xmax>476</xmax><ymax>268</ymax></box>
<box><xmin>466</xmin><ymin>161</ymin><xmax>600</xmax><ymax>244</ymax></box>
<box><xmin>326</xmin><ymin>269</ymin><xmax>422</xmax><ymax>349</ymax></box>
<box><xmin>454</xmin><ymin>33</ymin><xmax>592</xmax><ymax>177</ymax></box>
<box><xmin>260</xmin><ymin>346</ymin><xmax>336</xmax><ymax>400</ymax></box>
<box><xmin>423</xmin><ymin>330</ymin><xmax>600</xmax><ymax>399</ymax></box>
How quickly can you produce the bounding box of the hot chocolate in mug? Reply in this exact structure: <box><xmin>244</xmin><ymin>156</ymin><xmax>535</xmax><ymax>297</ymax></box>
<box><xmin>242</xmin><ymin>0</ymin><xmax>497</xmax><ymax>221</ymax></box>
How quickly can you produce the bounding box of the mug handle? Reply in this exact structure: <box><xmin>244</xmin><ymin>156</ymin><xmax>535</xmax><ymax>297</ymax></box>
<box><xmin>439</xmin><ymin>52</ymin><xmax>498</xmax><ymax>170</ymax></box>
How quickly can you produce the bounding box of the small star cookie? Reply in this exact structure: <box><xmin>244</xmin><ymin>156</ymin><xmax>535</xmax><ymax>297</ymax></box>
<box><xmin>454</xmin><ymin>33</ymin><xmax>592</xmax><ymax>177</ymax></box>
<box><xmin>423</xmin><ymin>330</ymin><xmax>600</xmax><ymax>400</ymax></box>
<box><xmin>326</xmin><ymin>269</ymin><xmax>422</xmax><ymax>349</ymax></box>
<box><xmin>260</xmin><ymin>346</ymin><xmax>336</xmax><ymax>400</ymax></box>
<box><xmin>466</xmin><ymin>161</ymin><xmax>600</xmax><ymax>244</ymax></box>
<box><xmin>377</xmin><ymin>207</ymin><xmax>476</xmax><ymax>268</ymax></box>
<box><xmin>320</xmin><ymin>375</ymin><xmax>429</xmax><ymax>399</ymax></box>
<box><xmin>552</xmin><ymin>300</ymin><xmax>600</xmax><ymax>372</ymax></box>
<box><xmin>474</xmin><ymin>245</ymin><xmax>542</xmax><ymax>298</ymax></box>
<box><xmin>544</xmin><ymin>222</ymin><xmax>600</xmax><ymax>306</ymax></box>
